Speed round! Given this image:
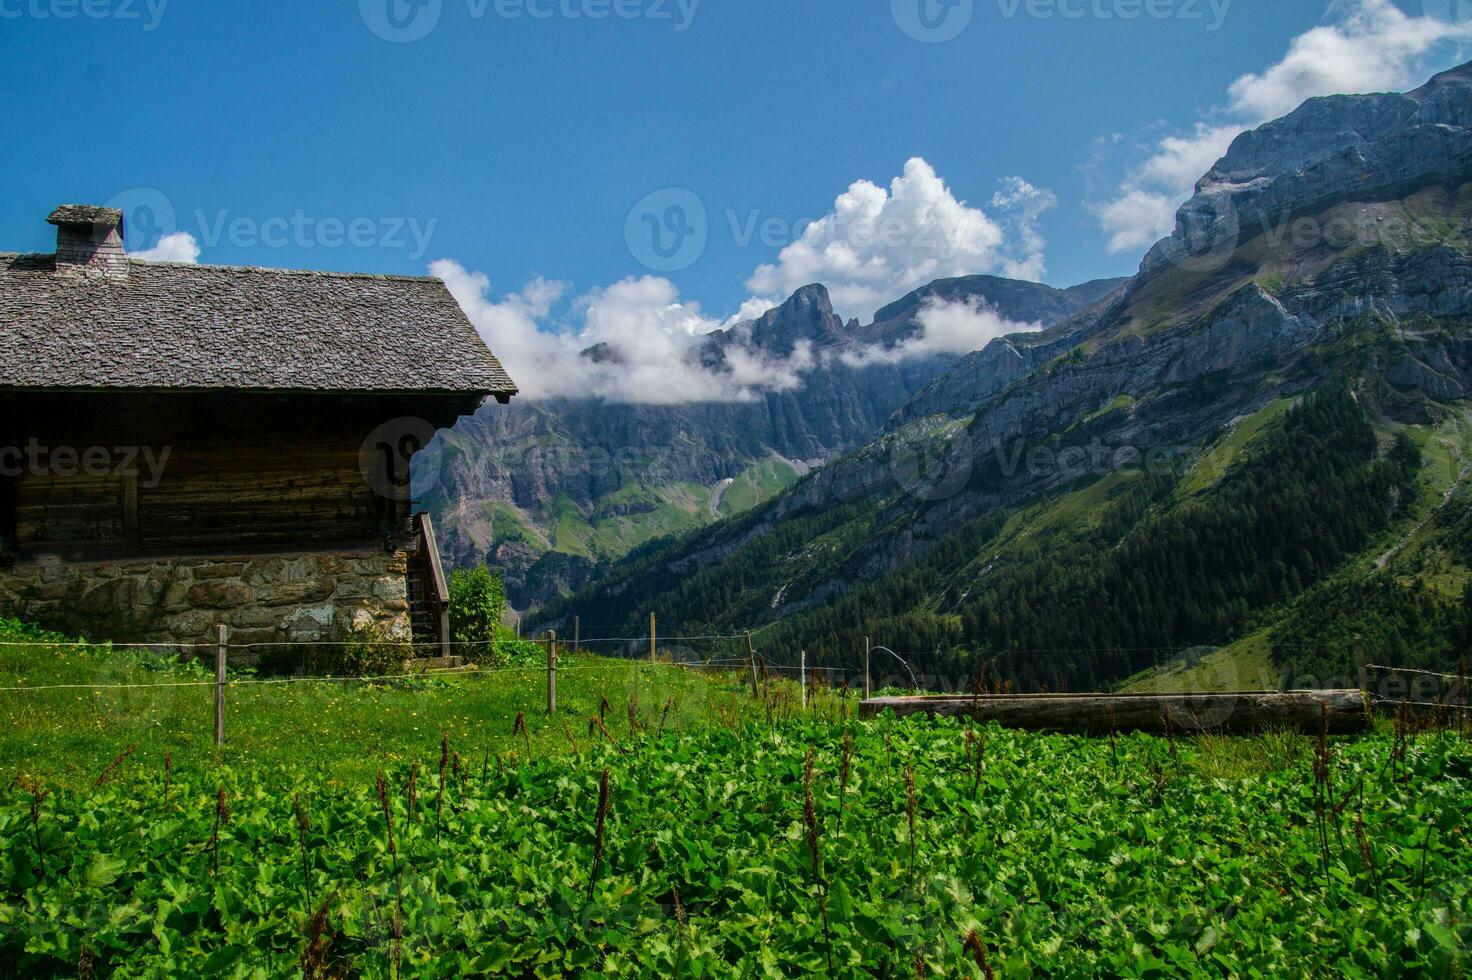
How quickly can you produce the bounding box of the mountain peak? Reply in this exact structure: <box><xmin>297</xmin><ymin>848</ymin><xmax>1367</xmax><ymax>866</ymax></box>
<box><xmin>782</xmin><ymin>283</ymin><xmax>834</xmax><ymax>316</ymax></box>
<box><xmin>744</xmin><ymin>283</ymin><xmax>845</xmax><ymax>355</ymax></box>
<box><xmin>696</xmin><ymin>284</ymin><xmax>848</xmax><ymax>367</ymax></box>
<box><xmin>1137</xmin><ymin>59</ymin><xmax>1472</xmax><ymax>284</ymax></box>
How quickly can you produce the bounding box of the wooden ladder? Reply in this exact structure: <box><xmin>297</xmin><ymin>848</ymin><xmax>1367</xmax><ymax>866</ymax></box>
<box><xmin>406</xmin><ymin>513</ymin><xmax>451</xmax><ymax>660</ymax></box>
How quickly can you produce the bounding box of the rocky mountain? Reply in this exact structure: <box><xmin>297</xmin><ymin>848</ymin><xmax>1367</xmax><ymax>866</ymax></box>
<box><xmin>1139</xmin><ymin>61</ymin><xmax>1472</xmax><ymax>285</ymax></box>
<box><xmin>535</xmin><ymin>62</ymin><xmax>1472</xmax><ymax>692</ymax></box>
<box><xmin>420</xmin><ymin>274</ymin><xmax>1123</xmax><ymax>608</ymax></box>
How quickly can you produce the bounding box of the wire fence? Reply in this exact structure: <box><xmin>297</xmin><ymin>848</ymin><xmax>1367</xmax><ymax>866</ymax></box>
<box><xmin>0</xmin><ymin>637</ymin><xmax>789</xmax><ymax>693</ymax></box>
<box><xmin>1364</xmin><ymin>664</ymin><xmax>1469</xmax><ymax>683</ymax></box>
<box><xmin>5</xmin><ymin>626</ymin><xmax>1469</xmax><ymax>728</ymax></box>
<box><xmin>0</xmin><ymin>620</ymin><xmax>893</xmax><ymax>755</ymax></box>
<box><xmin>0</xmin><ymin>661</ymin><xmax>700</xmax><ymax>693</ymax></box>
<box><xmin>1362</xmin><ymin>663</ymin><xmax>1469</xmax><ymax>717</ymax></box>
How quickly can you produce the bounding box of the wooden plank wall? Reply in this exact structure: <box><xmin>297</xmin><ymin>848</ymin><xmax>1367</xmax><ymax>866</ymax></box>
<box><xmin>5</xmin><ymin>391</ymin><xmax>478</xmax><ymax>561</ymax></box>
<box><xmin>15</xmin><ymin>468</ymin><xmax>129</xmax><ymax>550</ymax></box>
<box><xmin>0</xmin><ymin>413</ymin><xmax>17</xmax><ymax>553</ymax></box>
<box><xmin>0</xmin><ymin>468</ymin><xmax>19</xmax><ymax>554</ymax></box>
<box><xmin>140</xmin><ymin>435</ymin><xmax>382</xmax><ymax>552</ymax></box>
<box><xmin>13</xmin><ymin>434</ymin><xmax>384</xmax><ymax>556</ymax></box>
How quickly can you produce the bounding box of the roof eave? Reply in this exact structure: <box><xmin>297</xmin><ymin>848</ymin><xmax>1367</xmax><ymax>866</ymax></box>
<box><xmin>0</xmin><ymin>384</ymin><xmax>518</xmax><ymax>398</ymax></box>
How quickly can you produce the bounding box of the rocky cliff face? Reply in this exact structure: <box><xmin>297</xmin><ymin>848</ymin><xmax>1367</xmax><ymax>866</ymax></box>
<box><xmin>421</xmin><ymin>276</ymin><xmax>1120</xmax><ymax>607</ymax></box>
<box><xmin>830</xmin><ymin>239</ymin><xmax>1472</xmax><ymax>526</ymax></box>
<box><xmin>778</xmin><ymin>234</ymin><xmax>1472</xmax><ymax>580</ymax></box>
<box><xmin>845</xmin><ymin>60</ymin><xmax>1472</xmax><ymax>534</ymax></box>
<box><xmin>700</xmin><ymin>285</ymin><xmax>851</xmax><ymax>361</ymax></box>
<box><xmin>1139</xmin><ymin>62</ymin><xmax>1472</xmax><ymax>285</ymax></box>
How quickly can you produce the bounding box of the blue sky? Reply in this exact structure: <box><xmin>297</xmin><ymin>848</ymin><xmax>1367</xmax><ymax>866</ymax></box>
<box><xmin>2</xmin><ymin>0</ymin><xmax>1470</xmax><ymax>398</ymax></box>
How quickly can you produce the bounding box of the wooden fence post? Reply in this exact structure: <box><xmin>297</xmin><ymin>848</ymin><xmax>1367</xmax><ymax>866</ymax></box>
<box><xmin>1458</xmin><ymin>659</ymin><xmax>1469</xmax><ymax>732</ymax></box>
<box><xmin>800</xmin><ymin>650</ymin><xmax>807</xmax><ymax>711</ymax></box>
<box><xmin>863</xmin><ymin>637</ymin><xmax>872</xmax><ymax>701</ymax></box>
<box><xmin>547</xmin><ymin>630</ymin><xmax>557</xmax><ymax>716</ymax></box>
<box><xmin>214</xmin><ymin>624</ymin><xmax>228</xmax><ymax>747</ymax></box>
<box><xmin>574</xmin><ymin>616</ymin><xmax>580</xmax><ymax>653</ymax></box>
<box><xmin>745</xmin><ymin>631</ymin><xmax>760</xmax><ymax>699</ymax></box>
<box><xmin>649</xmin><ymin>612</ymin><xmax>657</xmax><ymax>663</ymax></box>
<box><xmin>1355</xmin><ymin>635</ymin><xmax>1368</xmax><ymax>694</ymax></box>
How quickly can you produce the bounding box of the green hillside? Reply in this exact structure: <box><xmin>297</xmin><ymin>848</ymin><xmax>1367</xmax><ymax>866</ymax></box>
<box><xmin>717</xmin><ymin>455</ymin><xmax>802</xmax><ymax>517</ymax></box>
<box><xmin>538</xmin><ymin>382</ymin><xmax>1472</xmax><ymax>694</ymax></box>
<box><xmin>532</xmin><ymin>163</ymin><xmax>1472</xmax><ymax>695</ymax></box>
<box><xmin>446</xmin><ymin>456</ymin><xmax>803</xmax><ymax>578</ymax></box>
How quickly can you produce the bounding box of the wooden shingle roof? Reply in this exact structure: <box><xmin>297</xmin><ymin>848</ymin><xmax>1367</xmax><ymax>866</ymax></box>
<box><xmin>0</xmin><ymin>253</ymin><xmax>517</xmax><ymax>397</ymax></box>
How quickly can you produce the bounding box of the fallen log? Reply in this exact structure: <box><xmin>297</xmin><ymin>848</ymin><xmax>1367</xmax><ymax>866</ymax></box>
<box><xmin>858</xmin><ymin>690</ymin><xmax>1370</xmax><ymax>735</ymax></box>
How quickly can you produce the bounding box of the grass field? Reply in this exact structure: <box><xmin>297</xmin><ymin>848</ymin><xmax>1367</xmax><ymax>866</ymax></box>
<box><xmin>2</xmin><ymin>625</ymin><xmax>1471</xmax><ymax>976</ymax></box>
<box><xmin>716</xmin><ymin>457</ymin><xmax>802</xmax><ymax>518</ymax></box>
<box><xmin>1117</xmin><ymin>632</ymin><xmax>1280</xmax><ymax>695</ymax></box>
<box><xmin>0</xmin><ymin>629</ymin><xmax>752</xmax><ymax>792</ymax></box>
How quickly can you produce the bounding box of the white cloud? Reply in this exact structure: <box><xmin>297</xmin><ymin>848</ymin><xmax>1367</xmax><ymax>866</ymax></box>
<box><xmin>1225</xmin><ymin>0</ymin><xmax>1457</xmax><ymax>121</ymax></box>
<box><xmin>506</xmin><ymin>275</ymin><xmax>568</xmax><ymax>318</ymax></box>
<box><xmin>841</xmin><ymin>297</ymin><xmax>1041</xmax><ymax>366</ymax></box>
<box><xmin>745</xmin><ymin>158</ymin><xmax>1053</xmax><ymax>321</ymax></box>
<box><xmin>912</xmin><ymin>297</ymin><xmax>1042</xmax><ymax>356</ymax></box>
<box><xmin>991</xmin><ymin>176</ymin><xmax>1057</xmax><ymax>282</ymax></box>
<box><xmin>432</xmin><ymin>262</ymin><xmax>575</xmax><ymax>400</ymax></box>
<box><xmin>435</xmin><ymin>157</ymin><xmax>1062</xmax><ymax>404</ymax></box>
<box><xmin>575</xmin><ymin>276</ymin><xmax>801</xmax><ymax>403</ymax></box>
<box><xmin>132</xmin><ymin>231</ymin><xmax>201</xmax><ymax>263</ymax></box>
<box><xmin>727</xmin><ymin>295</ymin><xmax>777</xmax><ymax>325</ymax></box>
<box><xmin>1096</xmin><ymin>0</ymin><xmax>1472</xmax><ymax>254</ymax></box>
<box><xmin>1096</xmin><ymin>188</ymin><xmax>1183</xmax><ymax>256</ymax></box>
<box><xmin>432</xmin><ymin>261</ymin><xmax>813</xmax><ymax>405</ymax></box>
<box><xmin>1133</xmin><ymin>124</ymin><xmax>1245</xmax><ymax>194</ymax></box>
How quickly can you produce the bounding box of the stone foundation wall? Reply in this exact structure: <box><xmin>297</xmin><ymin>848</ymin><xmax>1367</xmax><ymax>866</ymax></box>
<box><xmin>0</xmin><ymin>551</ymin><xmax>411</xmax><ymax>656</ymax></box>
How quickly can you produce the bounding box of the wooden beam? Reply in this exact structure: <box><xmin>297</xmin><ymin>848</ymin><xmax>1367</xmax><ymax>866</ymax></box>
<box><xmin>858</xmin><ymin>690</ymin><xmax>1371</xmax><ymax>735</ymax></box>
<box><xmin>417</xmin><ymin>514</ymin><xmax>451</xmax><ymax>659</ymax></box>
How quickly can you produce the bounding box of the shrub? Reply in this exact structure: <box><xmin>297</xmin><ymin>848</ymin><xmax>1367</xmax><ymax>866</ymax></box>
<box><xmin>450</xmin><ymin>566</ymin><xmax>518</xmax><ymax>667</ymax></box>
<box><xmin>337</xmin><ymin>623</ymin><xmax>409</xmax><ymax>677</ymax></box>
<box><xmin>252</xmin><ymin>626</ymin><xmax>408</xmax><ymax>679</ymax></box>
<box><xmin>449</xmin><ymin>567</ymin><xmax>506</xmax><ymax>646</ymax></box>
<box><xmin>0</xmin><ymin>618</ymin><xmax>69</xmax><ymax>644</ymax></box>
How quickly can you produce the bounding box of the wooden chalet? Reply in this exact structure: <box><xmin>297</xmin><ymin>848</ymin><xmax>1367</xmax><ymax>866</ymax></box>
<box><xmin>0</xmin><ymin>204</ymin><xmax>516</xmax><ymax>654</ymax></box>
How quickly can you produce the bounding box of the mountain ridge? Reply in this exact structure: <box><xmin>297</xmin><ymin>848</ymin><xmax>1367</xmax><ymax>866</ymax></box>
<box><xmin>423</xmin><ymin>273</ymin><xmax>1124</xmax><ymax>607</ymax></box>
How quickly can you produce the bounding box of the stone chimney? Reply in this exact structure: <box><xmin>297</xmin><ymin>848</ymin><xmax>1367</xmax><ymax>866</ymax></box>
<box><xmin>47</xmin><ymin>205</ymin><xmax>127</xmax><ymax>279</ymax></box>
